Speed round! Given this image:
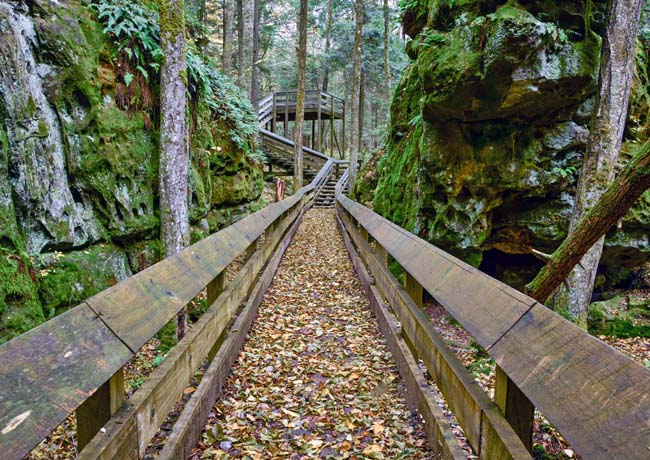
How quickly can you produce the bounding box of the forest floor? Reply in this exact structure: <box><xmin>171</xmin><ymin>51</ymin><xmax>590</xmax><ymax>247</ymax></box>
<box><xmin>191</xmin><ymin>209</ymin><xmax>433</xmax><ymax>459</ymax></box>
<box><xmin>24</xmin><ymin>207</ymin><xmax>650</xmax><ymax>460</ymax></box>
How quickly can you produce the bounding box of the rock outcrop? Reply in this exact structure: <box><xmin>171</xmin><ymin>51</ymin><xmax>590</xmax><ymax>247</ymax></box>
<box><xmin>360</xmin><ymin>0</ymin><xmax>650</xmax><ymax>290</ymax></box>
<box><xmin>0</xmin><ymin>0</ymin><xmax>265</xmax><ymax>341</ymax></box>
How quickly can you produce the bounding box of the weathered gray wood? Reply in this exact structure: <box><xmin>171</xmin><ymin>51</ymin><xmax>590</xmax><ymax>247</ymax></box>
<box><xmin>76</xmin><ymin>368</ymin><xmax>125</xmax><ymax>450</ymax></box>
<box><xmin>338</xmin><ymin>209</ymin><xmax>532</xmax><ymax>460</ymax></box>
<box><xmin>79</xmin><ymin>200</ymin><xmax>303</xmax><ymax>460</ymax></box>
<box><xmin>338</xmin><ymin>196</ymin><xmax>533</xmax><ymax>349</ymax></box>
<box><xmin>158</xmin><ymin>202</ymin><xmax>306</xmax><ymax>460</ymax></box>
<box><xmin>0</xmin><ymin>304</ymin><xmax>132</xmax><ymax>460</ymax></box>
<box><xmin>337</xmin><ymin>215</ymin><xmax>466</xmax><ymax>460</ymax></box>
<box><xmin>494</xmin><ymin>367</ymin><xmax>534</xmax><ymax>451</ymax></box>
<box><xmin>490</xmin><ymin>304</ymin><xmax>650</xmax><ymax>460</ymax></box>
<box><xmin>337</xmin><ymin>193</ymin><xmax>650</xmax><ymax>460</ymax></box>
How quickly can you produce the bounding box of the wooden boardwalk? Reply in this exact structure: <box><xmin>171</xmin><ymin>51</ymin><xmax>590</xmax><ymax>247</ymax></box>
<box><xmin>193</xmin><ymin>209</ymin><xmax>434</xmax><ymax>459</ymax></box>
<box><xmin>1</xmin><ymin>91</ymin><xmax>650</xmax><ymax>460</ymax></box>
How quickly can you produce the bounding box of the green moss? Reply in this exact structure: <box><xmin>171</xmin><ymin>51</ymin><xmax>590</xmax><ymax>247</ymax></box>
<box><xmin>36</xmin><ymin>244</ymin><xmax>132</xmax><ymax>314</ymax></box>
<box><xmin>0</xmin><ymin>249</ymin><xmax>44</xmax><ymax>343</ymax></box>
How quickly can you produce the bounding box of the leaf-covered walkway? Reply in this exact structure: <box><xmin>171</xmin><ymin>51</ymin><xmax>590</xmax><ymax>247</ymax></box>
<box><xmin>192</xmin><ymin>209</ymin><xmax>433</xmax><ymax>459</ymax></box>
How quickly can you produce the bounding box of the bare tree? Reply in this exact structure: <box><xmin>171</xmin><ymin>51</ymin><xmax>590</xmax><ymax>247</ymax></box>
<box><xmin>383</xmin><ymin>0</ymin><xmax>391</xmax><ymax>97</ymax></box>
<box><xmin>549</xmin><ymin>0</ymin><xmax>644</xmax><ymax>325</ymax></box>
<box><xmin>222</xmin><ymin>0</ymin><xmax>234</xmax><ymax>76</ymax></box>
<box><xmin>159</xmin><ymin>0</ymin><xmax>190</xmax><ymax>339</ymax></box>
<box><xmin>251</xmin><ymin>0</ymin><xmax>263</xmax><ymax>111</ymax></box>
<box><xmin>322</xmin><ymin>0</ymin><xmax>334</xmax><ymax>92</ymax></box>
<box><xmin>294</xmin><ymin>0</ymin><xmax>308</xmax><ymax>190</ymax></box>
<box><xmin>349</xmin><ymin>0</ymin><xmax>363</xmax><ymax>185</ymax></box>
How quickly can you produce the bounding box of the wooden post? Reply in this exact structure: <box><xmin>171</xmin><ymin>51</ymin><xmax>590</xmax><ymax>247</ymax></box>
<box><xmin>342</xmin><ymin>100</ymin><xmax>346</xmax><ymax>156</ymax></box>
<box><xmin>330</xmin><ymin>94</ymin><xmax>335</xmax><ymax>156</ymax></box>
<box><xmin>76</xmin><ymin>368</ymin><xmax>125</xmax><ymax>450</ymax></box>
<box><xmin>272</xmin><ymin>93</ymin><xmax>277</xmax><ymax>134</ymax></box>
<box><xmin>284</xmin><ymin>94</ymin><xmax>289</xmax><ymax>139</ymax></box>
<box><xmin>207</xmin><ymin>271</ymin><xmax>226</xmax><ymax>306</ymax></box>
<box><xmin>207</xmin><ymin>271</ymin><xmax>227</xmax><ymax>362</ymax></box>
<box><xmin>375</xmin><ymin>242</ymin><xmax>388</xmax><ymax>268</ymax></box>
<box><xmin>316</xmin><ymin>92</ymin><xmax>322</xmax><ymax>152</ymax></box>
<box><xmin>494</xmin><ymin>366</ymin><xmax>535</xmax><ymax>451</ymax></box>
<box><xmin>359</xmin><ymin>226</ymin><xmax>369</xmax><ymax>242</ymax></box>
<box><xmin>404</xmin><ymin>272</ymin><xmax>423</xmax><ymax>308</ymax></box>
<box><xmin>311</xmin><ymin>120</ymin><xmax>316</xmax><ymax>150</ymax></box>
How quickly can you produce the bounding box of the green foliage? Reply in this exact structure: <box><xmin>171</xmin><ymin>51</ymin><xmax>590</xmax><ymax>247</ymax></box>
<box><xmin>91</xmin><ymin>0</ymin><xmax>261</xmax><ymax>162</ymax></box>
<box><xmin>91</xmin><ymin>0</ymin><xmax>162</xmax><ymax>84</ymax></box>
<box><xmin>186</xmin><ymin>51</ymin><xmax>262</xmax><ymax>158</ymax></box>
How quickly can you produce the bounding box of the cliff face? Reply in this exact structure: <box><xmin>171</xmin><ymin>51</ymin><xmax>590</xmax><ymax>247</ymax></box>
<box><xmin>360</xmin><ymin>0</ymin><xmax>650</xmax><ymax>290</ymax></box>
<box><xmin>0</xmin><ymin>0</ymin><xmax>265</xmax><ymax>341</ymax></box>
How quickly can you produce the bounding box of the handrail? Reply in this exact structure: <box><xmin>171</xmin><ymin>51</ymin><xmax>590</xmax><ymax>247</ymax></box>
<box><xmin>335</xmin><ymin>183</ymin><xmax>650</xmax><ymax>460</ymax></box>
<box><xmin>0</xmin><ymin>155</ymin><xmax>334</xmax><ymax>459</ymax></box>
<box><xmin>260</xmin><ymin>128</ymin><xmax>346</xmax><ymax>164</ymax></box>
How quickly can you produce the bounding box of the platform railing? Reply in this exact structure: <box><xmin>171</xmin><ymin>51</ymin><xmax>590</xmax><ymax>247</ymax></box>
<box><xmin>335</xmin><ymin>171</ymin><xmax>650</xmax><ymax>460</ymax></box>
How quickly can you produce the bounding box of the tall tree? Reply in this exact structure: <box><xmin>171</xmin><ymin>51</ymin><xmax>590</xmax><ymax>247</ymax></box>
<box><xmin>551</xmin><ymin>0</ymin><xmax>644</xmax><ymax>325</ymax></box>
<box><xmin>294</xmin><ymin>0</ymin><xmax>308</xmax><ymax>190</ymax></box>
<box><xmin>349</xmin><ymin>0</ymin><xmax>363</xmax><ymax>185</ymax></box>
<box><xmin>383</xmin><ymin>0</ymin><xmax>391</xmax><ymax>95</ymax></box>
<box><xmin>322</xmin><ymin>0</ymin><xmax>334</xmax><ymax>92</ymax></box>
<box><xmin>236</xmin><ymin>0</ymin><xmax>244</xmax><ymax>85</ymax></box>
<box><xmin>159</xmin><ymin>0</ymin><xmax>190</xmax><ymax>339</ymax></box>
<box><xmin>222</xmin><ymin>0</ymin><xmax>234</xmax><ymax>76</ymax></box>
<box><xmin>250</xmin><ymin>0</ymin><xmax>263</xmax><ymax>111</ymax></box>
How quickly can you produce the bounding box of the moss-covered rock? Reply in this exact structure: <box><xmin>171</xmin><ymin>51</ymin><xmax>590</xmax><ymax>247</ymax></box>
<box><xmin>588</xmin><ymin>295</ymin><xmax>650</xmax><ymax>337</ymax></box>
<box><xmin>36</xmin><ymin>243</ymin><xmax>132</xmax><ymax>315</ymax></box>
<box><xmin>0</xmin><ymin>0</ymin><xmax>265</xmax><ymax>342</ymax></box>
<box><xmin>363</xmin><ymin>0</ymin><xmax>650</xmax><ymax>289</ymax></box>
<box><xmin>0</xmin><ymin>249</ymin><xmax>43</xmax><ymax>342</ymax></box>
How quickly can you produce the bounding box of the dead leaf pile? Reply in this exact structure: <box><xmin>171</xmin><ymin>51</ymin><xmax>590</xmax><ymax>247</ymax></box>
<box><xmin>192</xmin><ymin>209</ymin><xmax>433</xmax><ymax>459</ymax></box>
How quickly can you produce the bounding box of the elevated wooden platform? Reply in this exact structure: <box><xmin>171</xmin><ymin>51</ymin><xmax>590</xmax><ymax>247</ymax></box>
<box><xmin>259</xmin><ymin>91</ymin><xmax>346</xmax><ymax>156</ymax></box>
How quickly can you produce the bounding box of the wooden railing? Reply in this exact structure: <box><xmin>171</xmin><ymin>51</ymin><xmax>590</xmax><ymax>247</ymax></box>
<box><xmin>335</xmin><ymin>174</ymin><xmax>650</xmax><ymax>460</ymax></box>
<box><xmin>0</xmin><ymin>162</ymin><xmax>333</xmax><ymax>460</ymax></box>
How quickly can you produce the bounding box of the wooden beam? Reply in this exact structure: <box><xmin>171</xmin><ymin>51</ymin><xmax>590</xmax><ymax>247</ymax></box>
<box><xmin>76</xmin><ymin>368</ymin><xmax>125</xmax><ymax>450</ymax></box>
<box><xmin>337</xmin><ymin>209</ymin><xmax>532</xmax><ymax>460</ymax></box>
<box><xmin>375</xmin><ymin>242</ymin><xmax>388</xmax><ymax>268</ymax></box>
<box><xmin>404</xmin><ymin>272</ymin><xmax>423</xmax><ymax>308</ymax></box>
<box><xmin>494</xmin><ymin>367</ymin><xmax>534</xmax><ymax>451</ymax></box>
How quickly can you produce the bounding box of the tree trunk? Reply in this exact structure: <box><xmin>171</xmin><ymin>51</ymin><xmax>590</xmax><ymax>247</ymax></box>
<box><xmin>222</xmin><ymin>0</ymin><xmax>234</xmax><ymax>76</ymax></box>
<box><xmin>322</xmin><ymin>0</ymin><xmax>334</xmax><ymax>92</ymax></box>
<box><xmin>358</xmin><ymin>70</ymin><xmax>365</xmax><ymax>154</ymax></box>
<box><xmin>250</xmin><ymin>0</ymin><xmax>262</xmax><ymax>111</ymax></box>
<box><xmin>550</xmin><ymin>0</ymin><xmax>644</xmax><ymax>325</ymax></box>
<box><xmin>294</xmin><ymin>0</ymin><xmax>308</xmax><ymax>190</ymax></box>
<box><xmin>159</xmin><ymin>0</ymin><xmax>189</xmax><ymax>339</ymax></box>
<box><xmin>527</xmin><ymin>141</ymin><xmax>650</xmax><ymax>303</ymax></box>
<box><xmin>236</xmin><ymin>0</ymin><xmax>244</xmax><ymax>86</ymax></box>
<box><xmin>349</xmin><ymin>0</ymin><xmax>363</xmax><ymax>185</ymax></box>
<box><xmin>383</xmin><ymin>0</ymin><xmax>391</xmax><ymax>98</ymax></box>
<box><xmin>240</xmin><ymin>0</ymin><xmax>254</xmax><ymax>96</ymax></box>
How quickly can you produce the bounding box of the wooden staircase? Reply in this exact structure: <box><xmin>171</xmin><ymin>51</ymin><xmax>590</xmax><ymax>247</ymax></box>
<box><xmin>257</xmin><ymin>93</ymin><xmax>347</xmax><ymax>201</ymax></box>
<box><xmin>314</xmin><ymin>177</ymin><xmax>338</xmax><ymax>208</ymax></box>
